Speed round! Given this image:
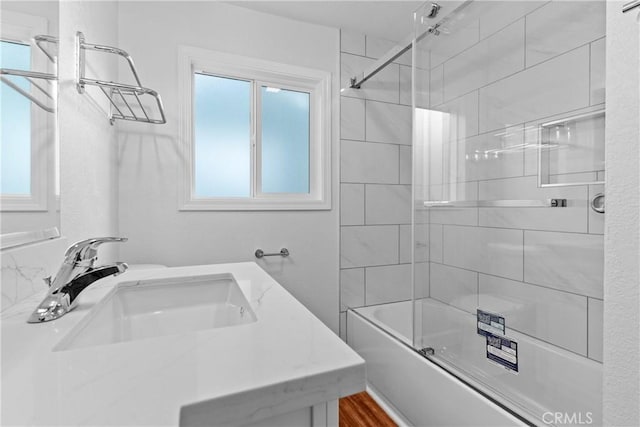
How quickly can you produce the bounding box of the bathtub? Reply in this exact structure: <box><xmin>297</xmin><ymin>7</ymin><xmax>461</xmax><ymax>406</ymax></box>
<box><xmin>347</xmin><ymin>299</ymin><xmax>602</xmax><ymax>426</ymax></box>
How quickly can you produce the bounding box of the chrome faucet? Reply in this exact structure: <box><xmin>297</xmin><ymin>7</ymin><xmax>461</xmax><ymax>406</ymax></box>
<box><xmin>28</xmin><ymin>237</ymin><xmax>129</xmax><ymax>323</ymax></box>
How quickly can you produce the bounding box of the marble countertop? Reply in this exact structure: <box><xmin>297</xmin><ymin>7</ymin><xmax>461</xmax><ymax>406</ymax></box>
<box><xmin>1</xmin><ymin>262</ymin><xmax>365</xmax><ymax>426</ymax></box>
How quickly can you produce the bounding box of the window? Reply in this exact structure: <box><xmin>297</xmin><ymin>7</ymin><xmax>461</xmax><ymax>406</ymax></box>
<box><xmin>179</xmin><ymin>47</ymin><xmax>331</xmax><ymax>210</ymax></box>
<box><xmin>1</xmin><ymin>40</ymin><xmax>32</xmax><ymax>195</ymax></box>
<box><xmin>0</xmin><ymin>11</ymin><xmax>52</xmax><ymax>212</ymax></box>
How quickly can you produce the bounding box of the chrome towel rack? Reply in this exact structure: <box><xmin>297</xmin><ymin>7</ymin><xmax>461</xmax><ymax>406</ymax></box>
<box><xmin>34</xmin><ymin>35</ymin><xmax>58</xmax><ymax>64</ymax></box>
<box><xmin>423</xmin><ymin>199</ymin><xmax>568</xmax><ymax>208</ymax></box>
<box><xmin>0</xmin><ymin>34</ymin><xmax>57</xmax><ymax>113</ymax></box>
<box><xmin>75</xmin><ymin>31</ymin><xmax>166</xmax><ymax>125</ymax></box>
<box><xmin>255</xmin><ymin>248</ymin><xmax>290</xmax><ymax>259</ymax></box>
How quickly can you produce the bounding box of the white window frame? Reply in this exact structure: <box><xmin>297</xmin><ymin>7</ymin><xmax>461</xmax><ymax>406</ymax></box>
<box><xmin>0</xmin><ymin>11</ymin><xmax>52</xmax><ymax>212</ymax></box>
<box><xmin>178</xmin><ymin>46</ymin><xmax>331</xmax><ymax>210</ymax></box>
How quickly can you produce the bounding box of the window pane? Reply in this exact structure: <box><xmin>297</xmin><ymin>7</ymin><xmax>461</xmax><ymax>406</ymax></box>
<box><xmin>194</xmin><ymin>73</ymin><xmax>251</xmax><ymax>198</ymax></box>
<box><xmin>261</xmin><ymin>86</ymin><xmax>310</xmax><ymax>194</ymax></box>
<box><xmin>1</xmin><ymin>41</ymin><xmax>31</xmax><ymax>195</ymax></box>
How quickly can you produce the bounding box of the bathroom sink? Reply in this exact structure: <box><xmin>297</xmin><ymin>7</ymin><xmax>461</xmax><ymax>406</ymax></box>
<box><xmin>54</xmin><ymin>273</ymin><xmax>256</xmax><ymax>351</ymax></box>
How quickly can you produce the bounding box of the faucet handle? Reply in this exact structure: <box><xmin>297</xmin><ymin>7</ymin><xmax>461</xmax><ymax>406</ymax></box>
<box><xmin>64</xmin><ymin>237</ymin><xmax>128</xmax><ymax>264</ymax></box>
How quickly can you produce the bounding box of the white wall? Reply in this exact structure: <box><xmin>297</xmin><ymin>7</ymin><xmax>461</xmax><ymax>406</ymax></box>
<box><xmin>603</xmin><ymin>2</ymin><xmax>640</xmax><ymax>425</ymax></box>
<box><xmin>58</xmin><ymin>1</ymin><xmax>120</xmax><ymax>262</ymax></box>
<box><xmin>115</xmin><ymin>2</ymin><xmax>340</xmax><ymax>331</ymax></box>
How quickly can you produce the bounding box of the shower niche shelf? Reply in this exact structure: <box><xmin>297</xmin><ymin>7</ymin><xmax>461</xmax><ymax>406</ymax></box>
<box><xmin>0</xmin><ymin>34</ymin><xmax>58</xmax><ymax>113</ymax></box>
<box><xmin>423</xmin><ymin>199</ymin><xmax>568</xmax><ymax>208</ymax></box>
<box><xmin>537</xmin><ymin>109</ymin><xmax>605</xmax><ymax>188</ymax></box>
<box><xmin>75</xmin><ymin>31</ymin><xmax>166</xmax><ymax>125</ymax></box>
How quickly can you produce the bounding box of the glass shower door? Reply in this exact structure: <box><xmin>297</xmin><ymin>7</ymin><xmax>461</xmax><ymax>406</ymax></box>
<box><xmin>412</xmin><ymin>1</ymin><xmax>605</xmax><ymax>424</ymax></box>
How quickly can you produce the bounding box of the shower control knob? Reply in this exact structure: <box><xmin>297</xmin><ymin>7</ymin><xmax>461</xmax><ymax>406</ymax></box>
<box><xmin>591</xmin><ymin>193</ymin><xmax>605</xmax><ymax>214</ymax></box>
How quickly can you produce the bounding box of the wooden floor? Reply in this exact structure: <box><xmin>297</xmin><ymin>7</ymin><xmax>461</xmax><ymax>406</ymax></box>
<box><xmin>339</xmin><ymin>392</ymin><xmax>398</xmax><ymax>427</ymax></box>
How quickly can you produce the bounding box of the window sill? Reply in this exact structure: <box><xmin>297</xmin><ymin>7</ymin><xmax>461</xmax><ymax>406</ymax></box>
<box><xmin>180</xmin><ymin>197</ymin><xmax>331</xmax><ymax>211</ymax></box>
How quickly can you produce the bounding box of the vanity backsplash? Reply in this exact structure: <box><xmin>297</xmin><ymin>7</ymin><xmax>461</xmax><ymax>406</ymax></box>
<box><xmin>1</xmin><ymin>237</ymin><xmax>68</xmax><ymax>312</ymax></box>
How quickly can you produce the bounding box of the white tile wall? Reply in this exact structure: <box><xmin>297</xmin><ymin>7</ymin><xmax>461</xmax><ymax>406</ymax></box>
<box><xmin>341</xmin><ymin>225</ymin><xmax>399</xmax><ymax>268</ymax></box>
<box><xmin>340</xmin><ymin>31</ymin><xmax>413</xmax><ymax>314</ymax></box>
<box><xmin>341</xmin><ymin>53</ymin><xmax>399</xmax><ymax>103</ymax></box>
<box><xmin>436</xmin><ymin>90</ymin><xmax>480</xmax><ymax>141</ymax></box>
<box><xmin>341</xmin><ymin>140</ymin><xmax>399</xmax><ymax>184</ymax></box>
<box><xmin>340</xmin><ymin>30</ymin><xmax>365</xmax><ymax>56</ymax></box>
<box><xmin>443</xmin><ymin>20</ymin><xmax>525</xmax><ymax>102</ymax></box>
<box><xmin>429</xmin><ymin>64</ymin><xmax>444</xmax><ymax>107</ymax></box>
<box><xmin>587</xmin><ymin>298</ymin><xmax>603</xmax><ymax>362</ymax></box>
<box><xmin>365</xmin><ymin>100</ymin><xmax>412</xmax><ymax>145</ymax></box>
<box><xmin>478</xmin><ymin>176</ymin><xmax>589</xmax><ymax>233</ymax></box>
<box><xmin>399</xmin><ymin>225</ymin><xmax>412</xmax><ymax>264</ymax></box>
<box><xmin>590</xmin><ymin>38</ymin><xmax>606</xmax><ymax>106</ymax></box>
<box><xmin>399</xmin><ymin>65</ymin><xmax>411</xmax><ymax>106</ymax></box>
<box><xmin>340</xmin><ymin>268</ymin><xmax>365</xmax><ymax>311</ymax></box>
<box><xmin>475</xmin><ymin>1</ymin><xmax>546</xmax><ymax>40</ymax></box>
<box><xmin>411</xmin><ymin>66</ymin><xmax>430</xmax><ymax>108</ymax></box>
<box><xmin>524</xmin><ymin>230</ymin><xmax>604</xmax><ymax>299</ymax></box>
<box><xmin>365</xmin><ymin>264</ymin><xmax>412</xmax><ymax>305</ymax></box>
<box><xmin>430</xmin><ymin>207</ymin><xmax>479</xmax><ymax>227</ymax></box>
<box><xmin>340</xmin><ymin>97</ymin><xmax>365</xmax><ymax>141</ymax></box>
<box><xmin>365</xmin><ymin>185</ymin><xmax>411</xmax><ymax>225</ymax></box>
<box><xmin>429</xmin><ymin>224</ymin><xmax>443</xmax><ymax>263</ymax></box>
<box><xmin>340</xmin><ymin>184</ymin><xmax>365</xmax><ymax>226</ymax></box>
<box><xmin>479</xmin><ymin>46</ymin><xmax>590</xmax><ymax>133</ymax></box>
<box><xmin>525</xmin><ymin>1</ymin><xmax>605</xmax><ymax>67</ymax></box>
<box><xmin>365</xmin><ymin>36</ymin><xmax>398</xmax><ymax>62</ymax></box>
<box><xmin>399</xmin><ymin>224</ymin><xmax>430</xmax><ymax>265</ymax></box>
<box><xmin>457</xmin><ymin>125</ymin><xmax>525</xmax><ymax>182</ymax></box>
<box><xmin>479</xmin><ymin>274</ymin><xmax>588</xmax><ymax>355</ymax></box>
<box><xmin>365</xmin><ymin>36</ymin><xmax>411</xmax><ymax>66</ymax></box>
<box><xmin>414</xmin><ymin>224</ymin><xmax>429</xmax><ymax>263</ymax></box>
<box><xmin>415</xmin><ymin>261</ymin><xmax>430</xmax><ymax>299</ymax></box>
<box><xmin>400</xmin><ymin>146</ymin><xmax>412</xmax><ymax>185</ymax></box>
<box><xmin>430</xmin><ymin>20</ymin><xmax>479</xmax><ymax>68</ymax></box>
<box><xmin>430</xmin><ymin>263</ymin><xmax>477</xmax><ymax>313</ymax></box>
<box><xmin>443</xmin><ymin>225</ymin><xmax>524</xmax><ymax>281</ymax></box>
<box><xmin>428</xmin><ymin>182</ymin><xmax>479</xmax><ymax>226</ymax></box>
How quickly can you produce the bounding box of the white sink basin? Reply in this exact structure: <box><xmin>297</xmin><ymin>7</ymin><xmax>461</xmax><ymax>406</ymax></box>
<box><xmin>54</xmin><ymin>273</ymin><xmax>257</xmax><ymax>351</ymax></box>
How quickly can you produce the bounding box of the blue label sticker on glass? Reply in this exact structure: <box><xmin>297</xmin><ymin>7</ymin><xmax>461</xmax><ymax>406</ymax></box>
<box><xmin>486</xmin><ymin>332</ymin><xmax>518</xmax><ymax>373</ymax></box>
<box><xmin>477</xmin><ymin>309</ymin><xmax>505</xmax><ymax>337</ymax></box>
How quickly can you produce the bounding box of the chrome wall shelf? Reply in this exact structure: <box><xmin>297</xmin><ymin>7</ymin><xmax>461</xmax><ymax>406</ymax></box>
<box><xmin>423</xmin><ymin>199</ymin><xmax>568</xmax><ymax>208</ymax></box>
<box><xmin>75</xmin><ymin>31</ymin><xmax>166</xmax><ymax>125</ymax></box>
<box><xmin>34</xmin><ymin>35</ymin><xmax>58</xmax><ymax>64</ymax></box>
<box><xmin>0</xmin><ymin>34</ymin><xmax>57</xmax><ymax>113</ymax></box>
